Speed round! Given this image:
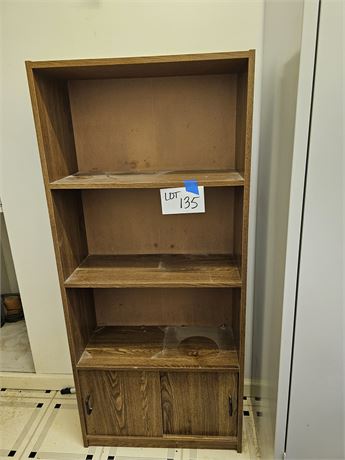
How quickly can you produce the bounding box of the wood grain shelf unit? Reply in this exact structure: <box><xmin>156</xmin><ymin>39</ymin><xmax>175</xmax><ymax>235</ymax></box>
<box><xmin>49</xmin><ymin>170</ymin><xmax>245</xmax><ymax>189</ymax></box>
<box><xmin>64</xmin><ymin>255</ymin><xmax>242</xmax><ymax>288</ymax></box>
<box><xmin>26</xmin><ymin>51</ymin><xmax>255</xmax><ymax>452</ymax></box>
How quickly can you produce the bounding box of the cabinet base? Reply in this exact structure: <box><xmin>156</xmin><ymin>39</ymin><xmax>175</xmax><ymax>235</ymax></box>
<box><xmin>87</xmin><ymin>434</ymin><xmax>240</xmax><ymax>451</ymax></box>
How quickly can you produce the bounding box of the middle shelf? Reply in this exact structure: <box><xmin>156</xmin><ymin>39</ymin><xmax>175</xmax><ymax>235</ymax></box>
<box><xmin>49</xmin><ymin>169</ymin><xmax>244</xmax><ymax>190</ymax></box>
<box><xmin>64</xmin><ymin>254</ymin><xmax>242</xmax><ymax>288</ymax></box>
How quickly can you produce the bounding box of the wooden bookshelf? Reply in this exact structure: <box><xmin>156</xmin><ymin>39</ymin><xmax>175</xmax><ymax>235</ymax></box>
<box><xmin>26</xmin><ymin>51</ymin><xmax>254</xmax><ymax>452</ymax></box>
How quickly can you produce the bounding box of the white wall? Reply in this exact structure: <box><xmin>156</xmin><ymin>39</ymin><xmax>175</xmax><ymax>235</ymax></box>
<box><xmin>1</xmin><ymin>1</ymin><xmax>263</xmax><ymax>374</ymax></box>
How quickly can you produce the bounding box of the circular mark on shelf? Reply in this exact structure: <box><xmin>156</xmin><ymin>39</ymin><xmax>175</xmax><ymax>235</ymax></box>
<box><xmin>177</xmin><ymin>335</ymin><xmax>219</xmax><ymax>357</ymax></box>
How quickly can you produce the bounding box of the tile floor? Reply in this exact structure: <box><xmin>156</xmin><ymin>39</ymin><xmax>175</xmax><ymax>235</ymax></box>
<box><xmin>0</xmin><ymin>388</ymin><xmax>260</xmax><ymax>459</ymax></box>
<box><xmin>0</xmin><ymin>321</ymin><xmax>35</xmax><ymax>373</ymax></box>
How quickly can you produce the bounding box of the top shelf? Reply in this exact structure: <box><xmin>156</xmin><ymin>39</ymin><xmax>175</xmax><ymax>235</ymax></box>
<box><xmin>28</xmin><ymin>51</ymin><xmax>253</xmax><ymax>80</ymax></box>
<box><xmin>49</xmin><ymin>170</ymin><xmax>244</xmax><ymax>190</ymax></box>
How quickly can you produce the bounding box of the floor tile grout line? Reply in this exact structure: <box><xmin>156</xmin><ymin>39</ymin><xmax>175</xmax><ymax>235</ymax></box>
<box><xmin>18</xmin><ymin>391</ymin><xmax>58</xmax><ymax>460</ymax></box>
<box><xmin>31</xmin><ymin>402</ymin><xmax>63</xmax><ymax>453</ymax></box>
<box><xmin>7</xmin><ymin>390</ymin><xmax>261</xmax><ymax>459</ymax></box>
<box><xmin>19</xmin><ymin>391</ymin><xmax>103</xmax><ymax>460</ymax></box>
<box><xmin>50</xmin><ymin>391</ymin><xmax>104</xmax><ymax>458</ymax></box>
<box><xmin>0</xmin><ymin>388</ymin><xmax>58</xmax><ymax>458</ymax></box>
<box><xmin>11</xmin><ymin>406</ymin><xmax>43</xmax><ymax>452</ymax></box>
<box><xmin>248</xmin><ymin>400</ymin><xmax>261</xmax><ymax>459</ymax></box>
<box><xmin>0</xmin><ymin>389</ymin><xmax>57</xmax><ymax>400</ymax></box>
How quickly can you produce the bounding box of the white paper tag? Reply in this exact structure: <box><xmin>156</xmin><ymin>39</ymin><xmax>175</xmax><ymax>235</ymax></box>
<box><xmin>160</xmin><ymin>186</ymin><xmax>205</xmax><ymax>215</ymax></box>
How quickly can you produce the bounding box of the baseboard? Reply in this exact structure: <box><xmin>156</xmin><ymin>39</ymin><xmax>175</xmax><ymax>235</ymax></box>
<box><xmin>249</xmin><ymin>378</ymin><xmax>262</xmax><ymax>398</ymax></box>
<box><xmin>0</xmin><ymin>372</ymin><xmax>74</xmax><ymax>390</ymax></box>
<box><xmin>244</xmin><ymin>377</ymin><xmax>252</xmax><ymax>397</ymax></box>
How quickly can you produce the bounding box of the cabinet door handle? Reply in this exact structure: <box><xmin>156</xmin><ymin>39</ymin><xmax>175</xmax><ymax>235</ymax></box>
<box><xmin>85</xmin><ymin>394</ymin><xmax>93</xmax><ymax>415</ymax></box>
<box><xmin>228</xmin><ymin>395</ymin><xmax>233</xmax><ymax>416</ymax></box>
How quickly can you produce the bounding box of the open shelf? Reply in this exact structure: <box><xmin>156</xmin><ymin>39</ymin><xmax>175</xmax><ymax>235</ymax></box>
<box><xmin>77</xmin><ymin>325</ymin><xmax>239</xmax><ymax>371</ymax></box>
<box><xmin>64</xmin><ymin>254</ymin><xmax>242</xmax><ymax>288</ymax></box>
<box><xmin>49</xmin><ymin>170</ymin><xmax>244</xmax><ymax>189</ymax></box>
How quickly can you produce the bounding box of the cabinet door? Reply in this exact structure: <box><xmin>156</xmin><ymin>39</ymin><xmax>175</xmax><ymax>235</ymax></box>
<box><xmin>161</xmin><ymin>372</ymin><xmax>238</xmax><ymax>436</ymax></box>
<box><xmin>79</xmin><ymin>370</ymin><xmax>162</xmax><ymax>436</ymax></box>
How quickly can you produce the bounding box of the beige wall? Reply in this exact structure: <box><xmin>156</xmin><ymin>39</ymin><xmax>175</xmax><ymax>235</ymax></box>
<box><xmin>1</xmin><ymin>0</ymin><xmax>264</xmax><ymax>374</ymax></box>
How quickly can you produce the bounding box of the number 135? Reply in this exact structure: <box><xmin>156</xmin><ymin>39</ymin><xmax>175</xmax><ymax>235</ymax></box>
<box><xmin>180</xmin><ymin>196</ymin><xmax>199</xmax><ymax>209</ymax></box>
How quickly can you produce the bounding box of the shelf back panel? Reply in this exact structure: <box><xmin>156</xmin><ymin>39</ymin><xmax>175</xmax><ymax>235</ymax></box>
<box><xmin>95</xmin><ymin>288</ymin><xmax>233</xmax><ymax>327</ymax></box>
<box><xmin>68</xmin><ymin>74</ymin><xmax>237</xmax><ymax>172</ymax></box>
<box><xmin>82</xmin><ymin>188</ymin><xmax>235</xmax><ymax>255</ymax></box>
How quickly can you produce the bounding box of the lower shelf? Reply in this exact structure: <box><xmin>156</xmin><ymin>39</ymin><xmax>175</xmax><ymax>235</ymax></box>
<box><xmin>77</xmin><ymin>325</ymin><xmax>239</xmax><ymax>371</ymax></box>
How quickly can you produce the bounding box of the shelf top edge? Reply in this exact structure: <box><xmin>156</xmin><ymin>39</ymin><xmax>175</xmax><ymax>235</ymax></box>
<box><xmin>26</xmin><ymin>50</ymin><xmax>255</xmax><ymax>70</ymax></box>
<box><xmin>49</xmin><ymin>169</ymin><xmax>245</xmax><ymax>189</ymax></box>
<box><xmin>63</xmin><ymin>253</ymin><xmax>242</xmax><ymax>288</ymax></box>
<box><xmin>51</xmin><ymin>169</ymin><xmax>244</xmax><ymax>177</ymax></box>
<box><xmin>76</xmin><ymin>364</ymin><xmax>240</xmax><ymax>372</ymax></box>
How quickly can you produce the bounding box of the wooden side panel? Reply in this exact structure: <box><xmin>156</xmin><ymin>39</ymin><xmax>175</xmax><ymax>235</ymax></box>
<box><xmin>95</xmin><ymin>288</ymin><xmax>232</xmax><ymax>327</ymax></box>
<box><xmin>232</xmin><ymin>289</ymin><xmax>241</xmax><ymax>352</ymax></box>
<box><xmin>234</xmin><ymin>188</ymin><xmax>244</xmax><ymax>271</ymax></box>
<box><xmin>79</xmin><ymin>371</ymin><xmax>162</xmax><ymax>437</ymax></box>
<box><xmin>26</xmin><ymin>64</ymin><xmax>89</xmax><ymax>445</ymax></box>
<box><xmin>51</xmin><ymin>190</ymin><xmax>88</xmax><ymax>279</ymax></box>
<box><xmin>235</xmin><ymin>72</ymin><xmax>248</xmax><ymax>174</ymax></box>
<box><xmin>82</xmin><ymin>188</ymin><xmax>235</xmax><ymax>255</ymax></box>
<box><xmin>67</xmin><ymin>290</ymin><xmax>96</xmax><ymax>362</ymax></box>
<box><xmin>69</xmin><ymin>75</ymin><xmax>237</xmax><ymax>173</ymax></box>
<box><xmin>161</xmin><ymin>372</ymin><xmax>237</xmax><ymax>436</ymax></box>
<box><xmin>236</xmin><ymin>51</ymin><xmax>255</xmax><ymax>452</ymax></box>
<box><xmin>34</xmin><ymin>75</ymin><xmax>78</xmax><ymax>181</ymax></box>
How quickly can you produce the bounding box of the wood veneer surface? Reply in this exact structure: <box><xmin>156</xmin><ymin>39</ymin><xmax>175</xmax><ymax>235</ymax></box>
<box><xmin>65</xmin><ymin>254</ymin><xmax>242</xmax><ymax>288</ymax></box>
<box><xmin>79</xmin><ymin>370</ymin><xmax>162</xmax><ymax>436</ymax></box>
<box><xmin>82</xmin><ymin>188</ymin><xmax>235</xmax><ymax>255</ymax></box>
<box><xmin>69</xmin><ymin>75</ymin><xmax>237</xmax><ymax>173</ymax></box>
<box><xmin>77</xmin><ymin>325</ymin><xmax>239</xmax><ymax>371</ymax></box>
<box><xmin>161</xmin><ymin>372</ymin><xmax>237</xmax><ymax>435</ymax></box>
<box><xmin>26</xmin><ymin>51</ymin><xmax>255</xmax><ymax>452</ymax></box>
<box><xmin>50</xmin><ymin>170</ymin><xmax>244</xmax><ymax>189</ymax></box>
<box><xmin>95</xmin><ymin>288</ymin><xmax>233</xmax><ymax>326</ymax></box>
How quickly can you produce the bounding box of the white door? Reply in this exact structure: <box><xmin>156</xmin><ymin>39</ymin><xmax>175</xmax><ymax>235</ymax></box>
<box><xmin>285</xmin><ymin>1</ymin><xmax>344</xmax><ymax>458</ymax></box>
